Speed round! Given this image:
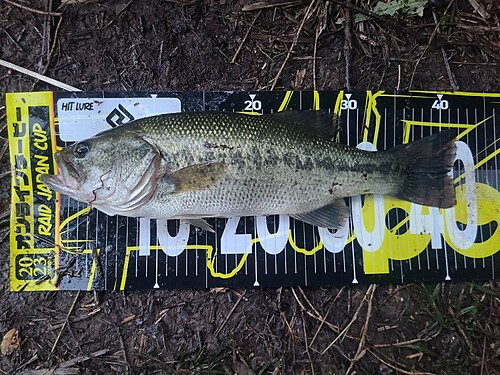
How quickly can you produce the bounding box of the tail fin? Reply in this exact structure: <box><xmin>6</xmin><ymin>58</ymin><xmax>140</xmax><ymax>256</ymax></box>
<box><xmin>389</xmin><ymin>131</ymin><xmax>457</xmax><ymax>208</ymax></box>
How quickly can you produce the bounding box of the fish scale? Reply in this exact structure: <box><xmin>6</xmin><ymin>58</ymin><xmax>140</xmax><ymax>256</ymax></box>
<box><xmin>42</xmin><ymin>111</ymin><xmax>457</xmax><ymax>229</ymax></box>
<box><xmin>135</xmin><ymin>113</ymin><xmax>386</xmax><ymax>217</ymax></box>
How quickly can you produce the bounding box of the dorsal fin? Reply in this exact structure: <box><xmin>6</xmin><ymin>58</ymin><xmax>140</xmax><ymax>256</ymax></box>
<box><xmin>267</xmin><ymin>110</ymin><xmax>338</xmax><ymax>140</ymax></box>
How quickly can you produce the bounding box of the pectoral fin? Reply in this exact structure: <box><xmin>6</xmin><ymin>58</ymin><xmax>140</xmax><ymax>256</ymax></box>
<box><xmin>291</xmin><ymin>199</ymin><xmax>349</xmax><ymax>229</ymax></box>
<box><xmin>165</xmin><ymin>162</ymin><xmax>227</xmax><ymax>193</ymax></box>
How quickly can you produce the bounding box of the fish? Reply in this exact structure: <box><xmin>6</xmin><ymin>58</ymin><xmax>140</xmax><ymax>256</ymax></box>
<box><xmin>41</xmin><ymin>111</ymin><xmax>457</xmax><ymax>231</ymax></box>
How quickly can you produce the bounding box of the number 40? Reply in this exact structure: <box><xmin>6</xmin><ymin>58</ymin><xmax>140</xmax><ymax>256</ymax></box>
<box><xmin>432</xmin><ymin>99</ymin><xmax>449</xmax><ymax>110</ymax></box>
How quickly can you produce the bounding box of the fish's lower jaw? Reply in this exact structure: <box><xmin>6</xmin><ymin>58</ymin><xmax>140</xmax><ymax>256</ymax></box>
<box><xmin>41</xmin><ymin>173</ymin><xmax>79</xmax><ymax>196</ymax></box>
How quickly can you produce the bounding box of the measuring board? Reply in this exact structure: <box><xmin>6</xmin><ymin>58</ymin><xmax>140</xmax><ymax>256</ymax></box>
<box><xmin>6</xmin><ymin>91</ymin><xmax>500</xmax><ymax>291</ymax></box>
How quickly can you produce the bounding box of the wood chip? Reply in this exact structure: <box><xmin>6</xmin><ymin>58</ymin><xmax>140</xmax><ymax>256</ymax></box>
<box><xmin>121</xmin><ymin>315</ymin><xmax>136</xmax><ymax>325</ymax></box>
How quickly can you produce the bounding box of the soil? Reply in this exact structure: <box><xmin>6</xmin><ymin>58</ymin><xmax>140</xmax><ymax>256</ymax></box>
<box><xmin>0</xmin><ymin>0</ymin><xmax>499</xmax><ymax>374</ymax></box>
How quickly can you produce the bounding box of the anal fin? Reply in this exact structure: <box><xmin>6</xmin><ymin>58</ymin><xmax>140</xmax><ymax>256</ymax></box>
<box><xmin>291</xmin><ymin>199</ymin><xmax>349</xmax><ymax>229</ymax></box>
<box><xmin>185</xmin><ymin>218</ymin><xmax>215</xmax><ymax>233</ymax></box>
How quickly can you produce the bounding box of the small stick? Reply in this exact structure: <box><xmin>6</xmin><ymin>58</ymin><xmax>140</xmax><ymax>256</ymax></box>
<box><xmin>3</xmin><ymin>0</ymin><xmax>62</xmax><ymax>17</ymax></box>
<box><xmin>479</xmin><ymin>295</ymin><xmax>494</xmax><ymax>375</ymax></box>
<box><xmin>466</xmin><ymin>0</ymin><xmax>490</xmax><ymax>20</ymax></box>
<box><xmin>432</xmin><ymin>10</ymin><xmax>459</xmax><ymax>90</ymax></box>
<box><xmin>321</xmin><ymin>288</ymin><xmax>370</xmax><ymax>355</ymax></box>
<box><xmin>214</xmin><ymin>290</ymin><xmax>246</xmax><ymax>337</ymax></box>
<box><xmin>342</xmin><ymin>3</ymin><xmax>353</xmax><ymax>91</ymax></box>
<box><xmin>117</xmin><ymin>327</ymin><xmax>132</xmax><ymax>374</ymax></box>
<box><xmin>105</xmin><ymin>0</ymin><xmax>136</xmax><ymax>28</ymax></box>
<box><xmin>301</xmin><ymin>311</ymin><xmax>315</xmax><ymax>375</ymax></box>
<box><xmin>47</xmin><ymin>15</ymin><xmax>64</xmax><ymax>67</ymax></box>
<box><xmin>292</xmin><ymin>287</ymin><xmax>341</xmax><ymax>335</ymax></box>
<box><xmin>41</xmin><ymin>0</ymin><xmax>53</xmax><ymax>62</ymax></box>
<box><xmin>242</xmin><ymin>1</ymin><xmax>302</xmax><ymax>12</ymax></box>
<box><xmin>50</xmin><ymin>291</ymin><xmax>80</xmax><ymax>355</ymax></box>
<box><xmin>310</xmin><ymin>287</ymin><xmax>345</xmax><ymax>346</ymax></box>
<box><xmin>0</xmin><ymin>27</ymin><xmax>23</xmax><ymax>51</ymax></box>
<box><xmin>90</xmin><ymin>243</ymin><xmax>104</xmax><ymax>280</ymax></box>
<box><xmin>312</xmin><ymin>2</ymin><xmax>328</xmax><ymax>91</ymax></box>
<box><xmin>0</xmin><ymin>58</ymin><xmax>81</xmax><ymax>91</ymax></box>
<box><xmin>409</xmin><ymin>0</ymin><xmax>454</xmax><ymax>89</ymax></box>
<box><xmin>0</xmin><ymin>140</ymin><xmax>8</xmax><ymax>161</ymax></box>
<box><xmin>367</xmin><ymin>347</ymin><xmax>435</xmax><ymax>375</ymax></box>
<box><xmin>231</xmin><ymin>10</ymin><xmax>261</xmax><ymax>64</ymax></box>
<box><xmin>345</xmin><ymin>285</ymin><xmax>376</xmax><ymax>374</ymax></box>
<box><xmin>270</xmin><ymin>0</ymin><xmax>317</xmax><ymax>90</ymax></box>
<box><xmin>312</xmin><ymin>28</ymin><xmax>319</xmax><ymax>91</ymax></box>
<box><xmin>59</xmin><ymin>349</ymin><xmax>109</xmax><ymax>368</ymax></box>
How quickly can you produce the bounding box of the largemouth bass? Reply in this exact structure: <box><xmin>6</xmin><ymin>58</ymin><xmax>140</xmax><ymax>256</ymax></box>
<box><xmin>41</xmin><ymin>111</ymin><xmax>457</xmax><ymax>230</ymax></box>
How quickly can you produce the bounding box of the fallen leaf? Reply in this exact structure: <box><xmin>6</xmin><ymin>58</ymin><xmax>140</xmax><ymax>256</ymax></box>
<box><xmin>1</xmin><ymin>328</ymin><xmax>20</xmax><ymax>356</ymax></box>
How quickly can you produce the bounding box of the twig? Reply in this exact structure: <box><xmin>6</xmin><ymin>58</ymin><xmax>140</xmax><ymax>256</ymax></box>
<box><xmin>91</xmin><ymin>243</ymin><xmax>104</xmax><ymax>280</ymax></box>
<box><xmin>59</xmin><ymin>349</ymin><xmax>110</xmax><ymax>368</ymax></box>
<box><xmin>47</xmin><ymin>15</ymin><xmax>64</xmax><ymax>68</ymax></box>
<box><xmin>13</xmin><ymin>353</ymin><xmax>39</xmax><ymax>374</ymax></box>
<box><xmin>346</xmin><ymin>285</ymin><xmax>376</xmax><ymax>374</ymax></box>
<box><xmin>342</xmin><ymin>3</ymin><xmax>352</xmax><ymax>91</ymax></box>
<box><xmin>65</xmin><ymin>321</ymin><xmax>84</xmax><ymax>354</ymax></box>
<box><xmin>409</xmin><ymin>0</ymin><xmax>454</xmax><ymax>89</ymax></box>
<box><xmin>291</xmin><ymin>287</ymin><xmax>341</xmax><ymax>336</ymax></box>
<box><xmin>0</xmin><ymin>26</ymin><xmax>23</xmax><ymax>51</ymax></box>
<box><xmin>374</xmin><ymin>336</ymin><xmax>431</xmax><ymax>349</ymax></box>
<box><xmin>480</xmin><ymin>294</ymin><xmax>494</xmax><ymax>375</ymax></box>
<box><xmin>432</xmin><ymin>10</ymin><xmax>458</xmax><ymax>90</ymax></box>
<box><xmin>117</xmin><ymin>327</ymin><xmax>131</xmax><ymax>374</ymax></box>
<box><xmin>321</xmin><ymin>288</ymin><xmax>371</xmax><ymax>355</ymax></box>
<box><xmin>301</xmin><ymin>311</ymin><xmax>315</xmax><ymax>375</ymax></box>
<box><xmin>214</xmin><ymin>290</ymin><xmax>247</xmax><ymax>337</ymax></box>
<box><xmin>0</xmin><ymin>140</ymin><xmax>8</xmax><ymax>161</ymax></box>
<box><xmin>440</xmin><ymin>46</ymin><xmax>459</xmax><ymax>91</ymax></box>
<box><xmin>466</xmin><ymin>0</ymin><xmax>490</xmax><ymax>20</ymax></box>
<box><xmin>367</xmin><ymin>347</ymin><xmax>435</xmax><ymax>375</ymax></box>
<box><xmin>3</xmin><ymin>0</ymin><xmax>62</xmax><ymax>16</ymax></box>
<box><xmin>270</xmin><ymin>0</ymin><xmax>317</xmax><ymax>90</ymax></box>
<box><xmin>0</xmin><ymin>207</ymin><xmax>9</xmax><ymax>221</ymax></box>
<box><xmin>310</xmin><ymin>287</ymin><xmax>345</xmax><ymax>346</ymax></box>
<box><xmin>0</xmin><ymin>58</ymin><xmax>81</xmax><ymax>91</ymax></box>
<box><xmin>231</xmin><ymin>10</ymin><xmax>262</xmax><ymax>64</ymax></box>
<box><xmin>50</xmin><ymin>291</ymin><xmax>81</xmax><ymax>355</ymax></box>
<box><xmin>22</xmin><ymin>369</ymin><xmax>79</xmax><ymax>375</ymax></box>
<box><xmin>105</xmin><ymin>0</ymin><xmax>136</xmax><ymax>28</ymax></box>
<box><xmin>242</xmin><ymin>1</ymin><xmax>302</xmax><ymax>12</ymax></box>
<box><xmin>397</xmin><ymin>64</ymin><xmax>401</xmax><ymax>92</ymax></box>
<box><xmin>41</xmin><ymin>0</ymin><xmax>53</xmax><ymax>63</ymax></box>
<box><xmin>313</xmin><ymin>29</ymin><xmax>319</xmax><ymax>91</ymax></box>
<box><xmin>313</xmin><ymin>1</ymin><xmax>328</xmax><ymax>90</ymax></box>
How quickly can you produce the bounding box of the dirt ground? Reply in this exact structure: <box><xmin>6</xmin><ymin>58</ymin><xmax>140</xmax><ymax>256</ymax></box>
<box><xmin>0</xmin><ymin>0</ymin><xmax>499</xmax><ymax>374</ymax></box>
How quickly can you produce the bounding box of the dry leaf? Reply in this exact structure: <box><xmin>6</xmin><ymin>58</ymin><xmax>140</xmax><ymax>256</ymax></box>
<box><xmin>1</xmin><ymin>328</ymin><xmax>20</xmax><ymax>356</ymax></box>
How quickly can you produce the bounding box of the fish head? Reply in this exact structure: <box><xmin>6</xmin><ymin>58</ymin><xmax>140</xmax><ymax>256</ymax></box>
<box><xmin>41</xmin><ymin>129</ymin><xmax>162</xmax><ymax>215</ymax></box>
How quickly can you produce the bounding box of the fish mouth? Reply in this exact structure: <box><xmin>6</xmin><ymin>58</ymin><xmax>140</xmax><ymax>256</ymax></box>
<box><xmin>41</xmin><ymin>152</ymin><xmax>82</xmax><ymax>197</ymax></box>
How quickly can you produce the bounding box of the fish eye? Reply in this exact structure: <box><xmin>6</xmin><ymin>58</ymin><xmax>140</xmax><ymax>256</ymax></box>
<box><xmin>74</xmin><ymin>142</ymin><xmax>90</xmax><ymax>158</ymax></box>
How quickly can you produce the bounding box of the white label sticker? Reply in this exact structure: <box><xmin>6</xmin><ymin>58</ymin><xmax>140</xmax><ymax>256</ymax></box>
<box><xmin>57</xmin><ymin>97</ymin><xmax>182</xmax><ymax>141</ymax></box>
